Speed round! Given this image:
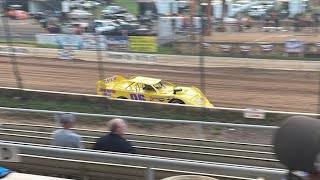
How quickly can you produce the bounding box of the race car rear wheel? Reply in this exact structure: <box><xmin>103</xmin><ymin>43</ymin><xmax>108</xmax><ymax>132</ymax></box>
<box><xmin>170</xmin><ymin>99</ymin><xmax>185</xmax><ymax>104</ymax></box>
<box><xmin>117</xmin><ymin>96</ymin><xmax>127</xmax><ymax>99</ymax></box>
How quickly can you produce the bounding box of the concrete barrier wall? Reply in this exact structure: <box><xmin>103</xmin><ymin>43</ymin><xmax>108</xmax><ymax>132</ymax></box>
<box><xmin>0</xmin><ymin>87</ymin><xmax>313</xmax><ymax>125</ymax></box>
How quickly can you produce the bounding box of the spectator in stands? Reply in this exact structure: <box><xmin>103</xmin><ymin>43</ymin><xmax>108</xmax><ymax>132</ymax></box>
<box><xmin>274</xmin><ymin>116</ymin><xmax>320</xmax><ymax>180</ymax></box>
<box><xmin>52</xmin><ymin>113</ymin><xmax>84</xmax><ymax>148</ymax></box>
<box><xmin>93</xmin><ymin>118</ymin><xmax>135</xmax><ymax>153</ymax></box>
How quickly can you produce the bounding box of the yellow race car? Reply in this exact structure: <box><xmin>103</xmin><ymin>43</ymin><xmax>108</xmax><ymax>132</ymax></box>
<box><xmin>96</xmin><ymin>75</ymin><xmax>213</xmax><ymax>107</ymax></box>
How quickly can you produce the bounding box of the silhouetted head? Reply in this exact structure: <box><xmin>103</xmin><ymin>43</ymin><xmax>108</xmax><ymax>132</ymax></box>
<box><xmin>274</xmin><ymin>116</ymin><xmax>320</xmax><ymax>179</ymax></box>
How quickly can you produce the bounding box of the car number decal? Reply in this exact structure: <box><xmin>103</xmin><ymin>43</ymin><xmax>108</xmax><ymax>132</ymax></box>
<box><xmin>104</xmin><ymin>76</ymin><xmax>116</xmax><ymax>83</ymax></box>
<box><xmin>130</xmin><ymin>94</ymin><xmax>146</xmax><ymax>101</ymax></box>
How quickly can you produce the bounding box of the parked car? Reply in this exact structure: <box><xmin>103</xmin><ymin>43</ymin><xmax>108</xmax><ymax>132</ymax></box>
<box><xmin>137</xmin><ymin>15</ymin><xmax>153</xmax><ymax>24</ymax></box>
<box><xmin>31</xmin><ymin>12</ymin><xmax>46</xmax><ymax>21</ymax></box>
<box><xmin>47</xmin><ymin>24</ymin><xmax>61</xmax><ymax>33</ymax></box>
<box><xmin>101</xmin><ymin>6</ymin><xmax>127</xmax><ymax>14</ymax></box>
<box><xmin>94</xmin><ymin>20</ymin><xmax>119</xmax><ymax>34</ymax></box>
<box><xmin>102</xmin><ymin>13</ymin><xmax>138</xmax><ymax>22</ymax></box>
<box><xmin>80</xmin><ymin>1</ymin><xmax>100</xmax><ymax>9</ymax></box>
<box><xmin>96</xmin><ymin>75</ymin><xmax>213</xmax><ymax>107</ymax></box>
<box><xmin>248</xmin><ymin>5</ymin><xmax>267</xmax><ymax>17</ymax></box>
<box><xmin>101</xmin><ymin>24</ymin><xmax>155</xmax><ymax>36</ymax></box>
<box><xmin>68</xmin><ymin>9</ymin><xmax>93</xmax><ymax>19</ymax></box>
<box><xmin>6</xmin><ymin>10</ymin><xmax>31</xmax><ymax>19</ymax></box>
<box><xmin>61</xmin><ymin>22</ymin><xmax>88</xmax><ymax>34</ymax></box>
<box><xmin>102</xmin><ymin>13</ymin><xmax>125</xmax><ymax>20</ymax></box>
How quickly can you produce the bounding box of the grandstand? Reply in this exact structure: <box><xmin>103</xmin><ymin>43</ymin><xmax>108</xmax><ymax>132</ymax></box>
<box><xmin>0</xmin><ymin>108</ymin><xmax>286</xmax><ymax>180</ymax></box>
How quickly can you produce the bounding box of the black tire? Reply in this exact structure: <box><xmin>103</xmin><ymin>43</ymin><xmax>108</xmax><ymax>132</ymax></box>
<box><xmin>117</xmin><ymin>96</ymin><xmax>127</xmax><ymax>99</ymax></box>
<box><xmin>170</xmin><ymin>99</ymin><xmax>184</xmax><ymax>104</ymax></box>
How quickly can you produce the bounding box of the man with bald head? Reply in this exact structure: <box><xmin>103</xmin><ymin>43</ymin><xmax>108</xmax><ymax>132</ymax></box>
<box><xmin>93</xmin><ymin>118</ymin><xmax>135</xmax><ymax>153</ymax></box>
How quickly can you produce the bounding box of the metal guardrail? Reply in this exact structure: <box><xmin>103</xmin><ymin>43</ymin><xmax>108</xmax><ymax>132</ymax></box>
<box><xmin>0</xmin><ymin>141</ymin><xmax>287</xmax><ymax>180</ymax></box>
<box><xmin>0</xmin><ymin>106</ymin><xmax>278</xmax><ymax>139</ymax></box>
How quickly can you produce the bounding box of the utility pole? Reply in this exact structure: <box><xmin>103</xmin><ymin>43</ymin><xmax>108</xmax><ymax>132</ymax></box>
<box><xmin>1</xmin><ymin>1</ymin><xmax>23</xmax><ymax>89</ymax></box>
<box><xmin>190</xmin><ymin>0</ymin><xmax>196</xmax><ymax>40</ymax></box>
<box><xmin>221</xmin><ymin>0</ymin><xmax>226</xmax><ymax>32</ymax></box>
<box><xmin>206</xmin><ymin>0</ymin><xmax>212</xmax><ymax>36</ymax></box>
<box><xmin>94</xmin><ymin>6</ymin><xmax>105</xmax><ymax>80</ymax></box>
<box><xmin>199</xmin><ymin>15</ymin><xmax>206</xmax><ymax>96</ymax></box>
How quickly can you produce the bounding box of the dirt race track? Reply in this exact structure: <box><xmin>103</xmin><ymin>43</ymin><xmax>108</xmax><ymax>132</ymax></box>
<box><xmin>0</xmin><ymin>56</ymin><xmax>319</xmax><ymax>113</ymax></box>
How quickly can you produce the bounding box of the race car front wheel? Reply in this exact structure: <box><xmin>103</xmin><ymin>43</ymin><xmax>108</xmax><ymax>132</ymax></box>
<box><xmin>170</xmin><ymin>99</ymin><xmax>185</xmax><ymax>104</ymax></box>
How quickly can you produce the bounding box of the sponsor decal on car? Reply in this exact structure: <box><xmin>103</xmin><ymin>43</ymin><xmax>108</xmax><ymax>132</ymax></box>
<box><xmin>150</xmin><ymin>96</ymin><xmax>165</xmax><ymax>102</ymax></box>
<box><xmin>99</xmin><ymin>88</ymin><xmax>116</xmax><ymax>97</ymax></box>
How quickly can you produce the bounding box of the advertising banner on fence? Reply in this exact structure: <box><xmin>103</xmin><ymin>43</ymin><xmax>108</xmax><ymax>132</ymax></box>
<box><xmin>106</xmin><ymin>36</ymin><xmax>129</xmax><ymax>51</ymax></box>
<box><xmin>36</xmin><ymin>34</ymin><xmax>82</xmax><ymax>49</ymax></box>
<box><xmin>129</xmin><ymin>36</ymin><xmax>157</xmax><ymax>53</ymax></box>
<box><xmin>36</xmin><ymin>34</ymin><xmax>59</xmax><ymax>45</ymax></box>
<box><xmin>260</xmin><ymin>44</ymin><xmax>273</xmax><ymax>52</ymax></box>
<box><xmin>284</xmin><ymin>40</ymin><xmax>304</xmax><ymax>53</ymax></box>
<box><xmin>57</xmin><ymin>35</ymin><xmax>83</xmax><ymax>50</ymax></box>
<box><xmin>36</xmin><ymin>34</ymin><xmax>127</xmax><ymax>51</ymax></box>
<box><xmin>0</xmin><ymin>46</ymin><xmax>30</xmax><ymax>55</ymax></box>
<box><xmin>81</xmin><ymin>34</ymin><xmax>107</xmax><ymax>50</ymax></box>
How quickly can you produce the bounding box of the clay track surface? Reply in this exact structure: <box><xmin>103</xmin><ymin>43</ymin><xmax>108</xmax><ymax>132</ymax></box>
<box><xmin>0</xmin><ymin>56</ymin><xmax>319</xmax><ymax>113</ymax></box>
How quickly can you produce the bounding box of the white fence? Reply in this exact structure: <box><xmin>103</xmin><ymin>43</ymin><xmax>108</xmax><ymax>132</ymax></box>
<box><xmin>1</xmin><ymin>45</ymin><xmax>320</xmax><ymax>70</ymax></box>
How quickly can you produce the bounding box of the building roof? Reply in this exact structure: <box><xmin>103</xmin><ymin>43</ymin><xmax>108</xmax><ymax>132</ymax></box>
<box><xmin>129</xmin><ymin>76</ymin><xmax>161</xmax><ymax>85</ymax></box>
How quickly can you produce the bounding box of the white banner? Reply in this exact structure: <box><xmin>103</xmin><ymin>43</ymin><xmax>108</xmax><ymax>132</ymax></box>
<box><xmin>106</xmin><ymin>52</ymin><xmax>156</xmax><ymax>64</ymax></box>
<box><xmin>0</xmin><ymin>46</ymin><xmax>30</xmax><ymax>55</ymax></box>
<box><xmin>260</xmin><ymin>44</ymin><xmax>273</xmax><ymax>52</ymax></box>
<box><xmin>240</xmin><ymin>45</ymin><xmax>251</xmax><ymax>52</ymax></box>
<box><xmin>220</xmin><ymin>45</ymin><xmax>232</xmax><ymax>52</ymax></box>
<box><xmin>36</xmin><ymin>34</ymin><xmax>60</xmax><ymax>45</ymax></box>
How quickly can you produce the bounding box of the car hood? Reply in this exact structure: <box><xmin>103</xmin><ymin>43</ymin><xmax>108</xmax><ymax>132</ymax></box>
<box><xmin>158</xmin><ymin>86</ymin><xmax>213</xmax><ymax>107</ymax></box>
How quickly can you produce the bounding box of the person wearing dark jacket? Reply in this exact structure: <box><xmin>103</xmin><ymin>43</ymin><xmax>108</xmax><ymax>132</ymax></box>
<box><xmin>93</xmin><ymin>118</ymin><xmax>135</xmax><ymax>153</ymax></box>
<box><xmin>274</xmin><ymin>116</ymin><xmax>320</xmax><ymax>180</ymax></box>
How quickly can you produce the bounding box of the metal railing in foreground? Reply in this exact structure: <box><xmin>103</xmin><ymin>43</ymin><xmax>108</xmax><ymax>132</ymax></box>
<box><xmin>0</xmin><ymin>141</ymin><xmax>286</xmax><ymax>180</ymax></box>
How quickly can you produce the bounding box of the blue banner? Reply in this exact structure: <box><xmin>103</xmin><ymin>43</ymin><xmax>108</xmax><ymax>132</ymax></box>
<box><xmin>284</xmin><ymin>40</ymin><xmax>304</xmax><ymax>53</ymax></box>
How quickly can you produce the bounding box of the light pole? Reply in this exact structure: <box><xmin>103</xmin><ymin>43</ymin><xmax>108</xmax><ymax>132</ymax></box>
<box><xmin>1</xmin><ymin>1</ymin><xmax>23</xmax><ymax>89</ymax></box>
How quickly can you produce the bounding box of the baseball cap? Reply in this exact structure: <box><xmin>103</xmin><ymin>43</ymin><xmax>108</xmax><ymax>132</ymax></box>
<box><xmin>59</xmin><ymin>113</ymin><xmax>76</xmax><ymax>124</ymax></box>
